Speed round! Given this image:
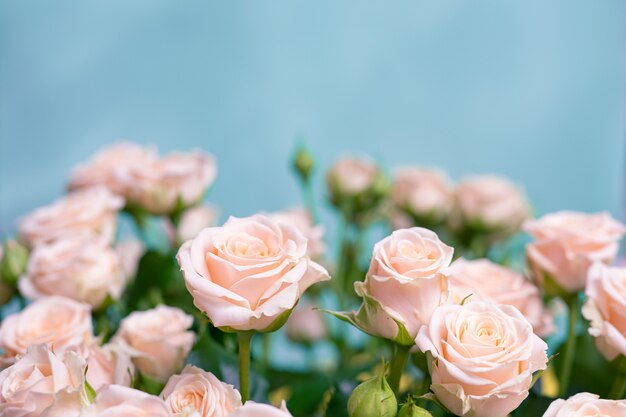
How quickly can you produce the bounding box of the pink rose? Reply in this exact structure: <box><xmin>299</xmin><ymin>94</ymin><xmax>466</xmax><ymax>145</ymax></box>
<box><xmin>161</xmin><ymin>365</ymin><xmax>241</xmax><ymax>417</ymax></box>
<box><xmin>286</xmin><ymin>302</ymin><xmax>327</xmax><ymax>344</ymax></box>
<box><xmin>176</xmin><ymin>205</ymin><xmax>219</xmax><ymax>242</ymax></box>
<box><xmin>327</xmin><ymin>157</ymin><xmax>380</xmax><ymax>195</ymax></box>
<box><xmin>582</xmin><ymin>263</ymin><xmax>626</xmax><ymax>361</ymax></box>
<box><xmin>86</xmin><ymin>342</ymin><xmax>135</xmax><ymax>390</ymax></box>
<box><xmin>115</xmin><ymin>239</ymin><xmax>145</xmax><ymax>280</ymax></box>
<box><xmin>0</xmin><ymin>296</ymin><xmax>93</xmax><ymax>366</ymax></box>
<box><xmin>177</xmin><ymin>214</ymin><xmax>330</xmax><ymax>332</ymax></box>
<box><xmin>349</xmin><ymin>227</ymin><xmax>453</xmax><ymax>344</ymax></box>
<box><xmin>18</xmin><ymin>187</ymin><xmax>124</xmax><ymax>248</ymax></box>
<box><xmin>19</xmin><ymin>235</ymin><xmax>125</xmax><ymax>308</ymax></box>
<box><xmin>543</xmin><ymin>393</ymin><xmax>626</xmax><ymax>416</ymax></box>
<box><xmin>68</xmin><ymin>142</ymin><xmax>158</xmax><ymax>196</ymax></box>
<box><xmin>416</xmin><ymin>302</ymin><xmax>548</xmax><ymax>417</ymax></box>
<box><xmin>0</xmin><ymin>344</ymin><xmax>86</xmax><ymax>417</ymax></box>
<box><xmin>454</xmin><ymin>175</ymin><xmax>530</xmax><ymax>233</ymax></box>
<box><xmin>80</xmin><ymin>385</ymin><xmax>171</xmax><ymax>417</ymax></box>
<box><xmin>524</xmin><ymin>211</ymin><xmax>626</xmax><ymax>293</ymax></box>
<box><xmin>269</xmin><ymin>207</ymin><xmax>325</xmax><ymax>259</ymax></box>
<box><xmin>228</xmin><ymin>401</ymin><xmax>293</xmax><ymax>417</ymax></box>
<box><xmin>391</xmin><ymin>167</ymin><xmax>453</xmax><ymax>220</ymax></box>
<box><xmin>126</xmin><ymin>151</ymin><xmax>217</xmax><ymax>215</ymax></box>
<box><xmin>447</xmin><ymin>258</ymin><xmax>554</xmax><ymax>337</ymax></box>
<box><xmin>114</xmin><ymin>305</ymin><xmax>195</xmax><ymax>382</ymax></box>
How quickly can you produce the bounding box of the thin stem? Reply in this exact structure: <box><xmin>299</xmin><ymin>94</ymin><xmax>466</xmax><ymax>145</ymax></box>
<box><xmin>610</xmin><ymin>372</ymin><xmax>626</xmax><ymax>399</ymax></box>
<box><xmin>238</xmin><ymin>331</ymin><xmax>253</xmax><ymax>403</ymax></box>
<box><xmin>558</xmin><ymin>294</ymin><xmax>579</xmax><ymax>397</ymax></box>
<box><xmin>388</xmin><ymin>343</ymin><xmax>411</xmax><ymax>396</ymax></box>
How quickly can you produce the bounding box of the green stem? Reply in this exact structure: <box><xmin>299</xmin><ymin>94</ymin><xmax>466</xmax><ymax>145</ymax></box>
<box><xmin>388</xmin><ymin>343</ymin><xmax>411</xmax><ymax>396</ymax></box>
<box><xmin>238</xmin><ymin>331</ymin><xmax>253</xmax><ymax>403</ymax></box>
<box><xmin>558</xmin><ymin>294</ymin><xmax>579</xmax><ymax>397</ymax></box>
<box><xmin>610</xmin><ymin>372</ymin><xmax>626</xmax><ymax>399</ymax></box>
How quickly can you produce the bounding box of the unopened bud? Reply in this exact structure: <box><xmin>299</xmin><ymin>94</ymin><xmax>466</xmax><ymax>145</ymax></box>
<box><xmin>292</xmin><ymin>144</ymin><xmax>315</xmax><ymax>183</ymax></box>
<box><xmin>348</xmin><ymin>370</ymin><xmax>397</xmax><ymax>417</ymax></box>
<box><xmin>0</xmin><ymin>240</ymin><xmax>28</xmax><ymax>285</ymax></box>
<box><xmin>398</xmin><ymin>401</ymin><xmax>432</xmax><ymax>417</ymax></box>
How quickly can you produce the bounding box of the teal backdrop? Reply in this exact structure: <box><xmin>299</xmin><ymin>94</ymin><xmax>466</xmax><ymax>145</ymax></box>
<box><xmin>1</xmin><ymin>0</ymin><xmax>625</xmax><ymax>234</ymax></box>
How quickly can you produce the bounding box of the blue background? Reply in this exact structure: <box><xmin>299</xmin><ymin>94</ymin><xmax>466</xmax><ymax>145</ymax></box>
<box><xmin>1</xmin><ymin>0</ymin><xmax>625</xmax><ymax>234</ymax></box>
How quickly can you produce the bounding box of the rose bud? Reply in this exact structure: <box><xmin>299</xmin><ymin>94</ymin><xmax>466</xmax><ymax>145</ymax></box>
<box><xmin>177</xmin><ymin>214</ymin><xmax>330</xmax><ymax>332</ymax></box>
<box><xmin>228</xmin><ymin>401</ymin><xmax>293</xmax><ymax>417</ymax></box>
<box><xmin>398</xmin><ymin>401</ymin><xmax>433</xmax><ymax>417</ymax></box>
<box><xmin>524</xmin><ymin>211</ymin><xmax>626</xmax><ymax>295</ymax></box>
<box><xmin>0</xmin><ymin>240</ymin><xmax>28</xmax><ymax>286</ymax></box>
<box><xmin>348</xmin><ymin>370</ymin><xmax>397</xmax><ymax>417</ymax></box>
<box><xmin>542</xmin><ymin>393</ymin><xmax>626</xmax><ymax>416</ymax></box>
<box><xmin>292</xmin><ymin>143</ymin><xmax>315</xmax><ymax>183</ymax></box>
<box><xmin>80</xmin><ymin>384</ymin><xmax>171</xmax><ymax>417</ymax></box>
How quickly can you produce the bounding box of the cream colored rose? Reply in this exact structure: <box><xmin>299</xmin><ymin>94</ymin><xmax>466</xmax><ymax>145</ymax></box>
<box><xmin>286</xmin><ymin>302</ymin><xmax>327</xmax><ymax>344</ymax></box>
<box><xmin>582</xmin><ymin>263</ymin><xmax>626</xmax><ymax>361</ymax></box>
<box><xmin>68</xmin><ymin>142</ymin><xmax>158</xmax><ymax>196</ymax></box>
<box><xmin>525</xmin><ymin>211</ymin><xmax>626</xmax><ymax>293</ymax></box>
<box><xmin>86</xmin><ymin>342</ymin><xmax>135</xmax><ymax>390</ymax></box>
<box><xmin>327</xmin><ymin>157</ymin><xmax>379</xmax><ymax>195</ymax></box>
<box><xmin>161</xmin><ymin>365</ymin><xmax>241</xmax><ymax>417</ymax></box>
<box><xmin>177</xmin><ymin>214</ymin><xmax>330</xmax><ymax>332</ymax></box>
<box><xmin>269</xmin><ymin>207</ymin><xmax>325</xmax><ymax>259</ymax></box>
<box><xmin>228</xmin><ymin>401</ymin><xmax>293</xmax><ymax>417</ymax></box>
<box><xmin>543</xmin><ymin>393</ymin><xmax>626</xmax><ymax>416</ymax></box>
<box><xmin>114</xmin><ymin>305</ymin><xmax>195</xmax><ymax>382</ymax></box>
<box><xmin>455</xmin><ymin>175</ymin><xmax>530</xmax><ymax>233</ymax></box>
<box><xmin>126</xmin><ymin>150</ymin><xmax>217</xmax><ymax>215</ymax></box>
<box><xmin>448</xmin><ymin>258</ymin><xmax>554</xmax><ymax>337</ymax></box>
<box><xmin>392</xmin><ymin>167</ymin><xmax>453</xmax><ymax>220</ymax></box>
<box><xmin>349</xmin><ymin>227</ymin><xmax>453</xmax><ymax>344</ymax></box>
<box><xmin>19</xmin><ymin>235</ymin><xmax>125</xmax><ymax>308</ymax></box>
<box><xmin>80</xmin><ymin>385</ymin><xmax>171</xmax><ymax>417</ymax></box>
<box><xmin>18</xmin><ymin>186</ymin><xmax>124</xmax><ymax>248</ymax></box>
<box><xmin>0</xmin><ymin>344</ymin><xmax>87</xmax><ymax>417</ymax></box>
<box><xmin>416</xmin><ymin>302</ymin><xmax>548</xmax><ymax>417</ymax></box>
<box><xmin>0</xmin><ymin>296</ymin><xmax>93</xmax><ymax>366</ymax></box>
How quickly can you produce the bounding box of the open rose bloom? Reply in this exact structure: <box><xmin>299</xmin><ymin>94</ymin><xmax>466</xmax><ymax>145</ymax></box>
<box><xmin>391</xmin><ymin>167</ymin><xmax>454</xmax><ymax>223</ymax></box>
<box><xmin>177</xmin><ymin>214</ymin><xmax>330</xmax><ymax>332</ymax></box>
<box><xmin>543</xmin><ymin>393</ymin><xmax>626</xmax><ymax>416</ymax></box>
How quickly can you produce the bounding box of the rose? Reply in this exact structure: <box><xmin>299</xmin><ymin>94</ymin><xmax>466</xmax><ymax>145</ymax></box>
<box><xmin>416</xmin><ymin>301</ymin><xmax>548</xmax><ymax>417</ymax></box>
<box><xmin>161</xmin><ymin>365</ymin><xmax>241</xmax><ymax>417</ymax></box>
<box><xmin>86</xmin><ymin>342</ymin><xmax>135</xmax><ymax>390</ymax></box>
<box><xmin>115</xmin><ymin>239</ymin><xmax>145</xmax><ymax>280</ymax></box>
<box><xmin>346</xmin><ymin>227</ymin><xmax>453</xmax><ymax>345</ymax></box>
<box><xmin>525</xmin><ymin>211</ymin><xmax>626</xmax><ymax>293</ymax></box>
<box><xmin>177</xmin><ymin>214</ymin><xmax>330</xmax><ymax>332</ymax></box>
<box><xmin>228</xmin><ymin>401</ymin><xmax>293</xmax><ymax>417</ymax></box>
<box><xmin>391</xmin><ymin>167</ymin><xmax>453</xmax><ymax>222</ymax></box>
<box><xmin>448</xmin><ymin>258</ymin><xmax>553</xmax><ymax>336</ymax></box>
<box><xmin>286</xmin><ymin>302</ymin><xmax>327</xmax><ymax>344</ymax></box>
<box><xmin>0</xmin><ymin>296</ymin><xmax>93</xmax><ymax>366</ymax></box>
<box><xmin>68</xmin><ymin>142</ymin><xmax>158</xmax><ymax>196</ymax></box>
<box><xmin>269</xmin><ymin>207</ymin><xmax>325</xmax><ymax>259</ymax></box>
<box><xmin>327</xmin><ymin>157</ymin><xmax>380</xmax><ymax>196</ymax></box>
<box><xmin>80</xmin><ymin>385</ymin><xmax>171</xmax><ymax>417</ymax></box>
<box><xmin>18</xmin><ymin>186</ymin><xmax>124</xmax><ymax>248</ymax></box>
<box><xmin>0</xmin><ymin>344</ymin><xmax>86</xmax><ymax>417</ymax></box>
<box><xmin>454</xmin><ymin>175</ymin><xmax>530</xmax><ymax>233</ymax></box>
<box><xmin>126</xmin><ymin>150</ymin><xmax>217</xmax><ymax>215</ymax></box>
<box><xmin>114</xmin><ymin>305</ymin><xmax>195</xmax><ymax>382</ymax></box>
<box><xmin>19</xmin><ymin>235</ymin><xmax>125</xmax><ymax>308</ymax></box>
<box><xmin>543</xmin><ymin>393</ymin><xmax>626</xmax><ymax>416</ymax></box>
<box><xmin>582</xmin><ymin>263</ymin><xmax>626</xmax><ymax>361</ymax></box>
<box><xmin>176</xmin><ymin>205</ymin><xmax>219</xmax><ymax>242</ymax></box>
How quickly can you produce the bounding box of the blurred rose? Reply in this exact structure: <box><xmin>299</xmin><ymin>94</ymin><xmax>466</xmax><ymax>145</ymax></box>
<box><xmin>176</xmin><ymin>205</ymin><xmax>219</xmax><ymax>242</ymax></box>
<box><xmin>416</xmin><ymin>302</ymin><xmax>548</xmax><ymax>417</ymax></box>
<box><xmin>543</xmin><ymin>393</ymin><xmax>626</xmax><ymax>416</ymax></box>
<box><xmin>286</xmin><ymin>302</ymin><xmax>327</xmax><ymax>344</ymax></box>
<box><xmin>86</xmin><ymin>342</ymin><xmax>135</xmax><ymax>390</ymax></box>
<box><xmin>353</xmin><ymin>227</ymin><xmax>453</xmax><ymax>343</ymax></box>
<box><xmin>177</xmin><ymin>214</ymin><xmax>330</xmax><ymax>332</ymax></box>
<box><xmin>228</xmin><ymin>401</ymin><xmax>293</xmax><ymax>417</ymax></box>
<box><xmin>327</xmin><ymin>157</ymin><xmax>379</xmax><ymax>195</ymax></box>
<box><xmin>68</xmin><ymin>142</ymin><xmax>158</xmax><ymax>196</ymax></box>
<box><xmin>525</xmin><ymin>211</ymin><xmax>626</xmax><ymax>293</ymax></box>
<box><xmin>0</xmin><ymin>296</ymin><xmax>93</xmax><ymax>366</ymax></box>
<box><xmin>19</xmin><ymin>235</ymin><xmax>124</xmax><ymax>308</ymax></box>
<box><xmin>18</xmin><ymin>187</ymin><xmax>124</xmax><ymax>248</ymax></box>
<box><xmin>448</xmin><ymin>258</ymin><xmax>553</xmax><ymax>337</ymax></box>
<box><xmin>0</xmin><ymin>344</ymin><xmax>86</xmax><ymax>417</ymax></box>
<box><xmin>80</xmin><ymin>385</ymin><xmax>170</xmax><ymax>417</ymax></box>
<box><xmin>269</xmin><ymin>207</ymin><xmax>325</xmax><ymax>259</ymax></box>
<box><xmin>391</xmin><ymin>167</ymin><xmax>453</xmax><ymax>221</ymax></box>
<box><xmin>114</xmin><ymin>305</ymin><xmax>195</xmax><ymax>382</ymax></box>
<box><xmin>126</xmin><ymin>150</ymin><xmax>216</xmax><ymax>215</ymax></box>
<box><xmin>582</xmin><ymin>263</ymin><xmax>626</xmax><ymax>361</ymax></box>
<box><xmin>115</xmin><ymin>239</ymin><xmax>145</xmax><ymax>280</ymax></box>
<box><xmin>161</xmin><ymin>365</ymin><xmax>241</xmax><ymax>417</ymax></box>
<box><xmin>454</xmin><ymin>175</ymin><xmax>530</xmax><ymax>233</ymax></box>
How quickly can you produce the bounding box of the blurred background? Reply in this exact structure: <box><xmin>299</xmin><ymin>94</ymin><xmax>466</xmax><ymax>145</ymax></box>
<box><xmin>1</xmin><ymin>0</ymin><xmax>624</xmax><ymax>234</ymax></box>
